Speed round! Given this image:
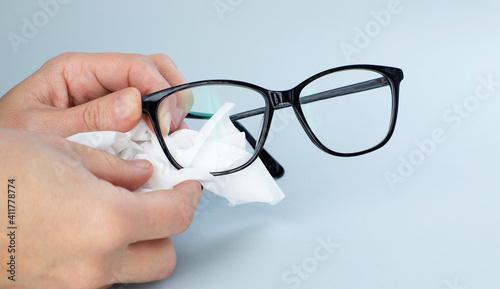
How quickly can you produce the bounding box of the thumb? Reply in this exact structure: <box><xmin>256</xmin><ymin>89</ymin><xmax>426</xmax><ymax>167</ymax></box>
<box><xmin>55</xmin><ymin>87</ymin><xmax>143</xmax><ymax>136</ymax></box>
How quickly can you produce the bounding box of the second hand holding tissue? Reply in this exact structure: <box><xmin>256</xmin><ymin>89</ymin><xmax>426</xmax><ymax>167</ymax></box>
<box><xmin>68</xmin><ymin>102</ymin><xmax>285</xmax><ymax>206</ymax></box>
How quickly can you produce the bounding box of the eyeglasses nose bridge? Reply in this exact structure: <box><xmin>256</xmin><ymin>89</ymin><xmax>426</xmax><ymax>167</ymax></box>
<box><xmin>269</xmin><ymin>90</ymin><xmax>293</xmax><ymax>108</ymax></box>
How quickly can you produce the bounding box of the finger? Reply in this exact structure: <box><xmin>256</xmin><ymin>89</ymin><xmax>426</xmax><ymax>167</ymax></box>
<box><xmin>67</xmin><ymin>140</ymin><xmax>153</xmax><ymax>191</ymax></box>
<box><xmin>127</xmin><ymin>180</ymin><xmax>202</xmax><ymax>241</ymax></box>
<box><xmin>112</xmin><ymin>238</ymin><xmax>176</xmax><ymax>283</ymax></box>
<box><xmin>155</xmin><ymin>90</ymin><xmax>193</xmax><ymax>135</ymax></box>
<box><xmin>177</xmin><ymin>120</ymin><xmax>189</xmax><ymax>130</ymax></box>
<box><xmin>147</xmin><ymin>54</ymin><xmax>194</xmax><ymax>132</ymax></box>
<box><xmin>44</xmin><ymin>52</ymin><xmax>174</xmax><ymax>102</ymax></box>
<box><xmin>45</xmin><ymin>52</ymin><xmax>185</xmax><ymax>134</ymax></box>
<box><xmin>147</xmin><ymin>54</ymin><xmax>186</xmax><ymax>87</ymax></box>
<box><xmin>41</xmin><ymin>87</ymin><xmax>142</xmax><ymax>136</ymax></box>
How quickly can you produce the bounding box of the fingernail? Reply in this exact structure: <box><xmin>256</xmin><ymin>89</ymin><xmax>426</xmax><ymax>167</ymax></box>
<box><xmin>159</xmin><ymin>111</ymin><xmax>172</xmax><ymax>136</ymax></box>
<box><xmin>158</xmin><ymin>98</ymin><xmax>173</xmax><ymax>135</ymax></box>
<box><xmin>183</xmin><ymin>92</ymin><xmax>194</xmax><ymax>114</ymax></box>
<box><xmin>131</xmin><ymin>159</ymin><xmax>151</xmax><ymax>170</ymax></box>
<box><xmin>172</xmin><ymin>107</ymin><xmax>184</xmax><ymax>130</ymax></box>
<box><xmin>115</xmin><ymin>89</ymin><xmax>134</xmax><ymax>119</ymax></box>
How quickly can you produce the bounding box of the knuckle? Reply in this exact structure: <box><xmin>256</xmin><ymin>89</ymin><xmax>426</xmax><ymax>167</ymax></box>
<box><xmin>42</xmin><ymin>133</ymin><xmax>80</xmax><ymax>161</ymax></box>
<box><xmin>77</xmin><ymin>266</ymin><xmax>110</xmax><ymax>289</ymax></box>
<box><xmin>74</xmin><ymin>195</ymin><xmax>133</xmax><ymax>287</ymax></box>
<box><xmin>175</xmin><ymin>191</ymin><xmax>197</xmax><ymax>232</ymax></box>
<box><xmin>45</xmin><ymin>132</ymin><xmax>71</xmax><ymax>149</ymax></box>
<box><xmin>133</xmin><ymin>54</ymin><xmax>170</xmax><ymax>92</ymax></box>
<box><xmin>156</xmin><ymin>239</ymin><xmax>176</xmax><ymax>280</ymax></box>
<box><xmin>90</xmin><ymin>200</ymin><xmax>128</xmax><ymax>252</ymax></box>
<box><xmin>22</xmin><ymin>113</ymin><xmax>46</xmax><ymax>133</ymax></box>
<box><xmin>98</xmin><ymin>149</ymin><xmax>122</xmax><ymax>171</ymax></box>
<box><xmin>56</xmin><ymin>256</ymin><xmax>109</xmax><ymax>289</ymax></box>
<box><xmin>135</xmin><ymin>54</ymin><xmax>157</xmax><ymax>69</ymax></box>
<box><xmin>180</xmin><ymin>211</ymin><xmax>195</xmax><ymax>232</ymax></box>
<box><xmin>151</xmin><ymin>53</ymin><xmax>174</xmax><ymax>66</ymax></box>
<box><xmin>35</xmin><ymin>132</ymin><xmax>84</xmax><ymax>177</ymax></box>
<box><xmin>57</xmin><ymin>51</ymin><xmax>79</xmax><ymax>59</ymax></box>
<box><xmin>45</xmin><ymin>52</ymin><xmax>78</xmax><ymax>67</ymax></box>
<box><xmin>82</xmin><ymin>102</ymin><xmax>102</xmax><ymax>131</ymax></box>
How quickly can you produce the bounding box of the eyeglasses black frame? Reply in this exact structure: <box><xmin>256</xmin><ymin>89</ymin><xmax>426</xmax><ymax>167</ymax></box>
<box><xmin>142</xmin><ymin>64</ymin><xmax>404</xmax><ymax>177</ymax></box>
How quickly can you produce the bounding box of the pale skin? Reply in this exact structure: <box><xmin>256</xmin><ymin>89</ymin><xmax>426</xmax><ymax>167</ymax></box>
<box><xmin>0</xmin><ymin>53</ymin><xmax>201</xmax><ymax>288</ymax></box>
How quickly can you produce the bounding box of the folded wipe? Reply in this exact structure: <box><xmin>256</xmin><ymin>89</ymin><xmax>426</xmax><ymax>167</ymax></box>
<box><xmin>67</xmin><ymin>103</ymin><xmax>284</xmax><ymax>206</ymax></box>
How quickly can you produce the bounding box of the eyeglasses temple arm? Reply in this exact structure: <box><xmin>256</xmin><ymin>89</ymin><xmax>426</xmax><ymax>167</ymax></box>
<box><xmin>231</xmin><ymin>120</ymin><xmax>285</xmax><ymax>178</ymax></box>
<box><xmin>299</xmin><ymin>77</ymin><xmax>388</xmax><ymax>105</ymax></box>
<box><xmin>185</xmin><ymin>112</ymin><xmax>285</xmax><ymax>178</ymax></box>
<box><xmin>229</xmin><ymin>77</ymin><xmax>389</xmax><ymax>121</ymax></box>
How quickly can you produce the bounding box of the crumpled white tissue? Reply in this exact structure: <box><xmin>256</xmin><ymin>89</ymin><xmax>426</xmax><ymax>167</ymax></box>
<box><xmin>67</xmin><ymin>103</ymin><xmax>284</xmax><ymax>206</ymax></box>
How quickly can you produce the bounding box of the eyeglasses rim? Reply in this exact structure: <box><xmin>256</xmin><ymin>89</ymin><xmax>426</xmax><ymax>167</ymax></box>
<box><xmin>293</xmin><ymin>65</ymin><xmax>402</xmax><ymax>157</ymax></box>
<box><xmin>142</xmin><ymin>64</ymin><xmax>404</xmax><ymax>176</ymax></box>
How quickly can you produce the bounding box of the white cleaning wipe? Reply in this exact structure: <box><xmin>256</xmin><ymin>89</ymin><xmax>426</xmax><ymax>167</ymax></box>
<box><xmin>67</xmin><ymin>103</ymin><xmax>284</xmax><ymax>206</ymax></box>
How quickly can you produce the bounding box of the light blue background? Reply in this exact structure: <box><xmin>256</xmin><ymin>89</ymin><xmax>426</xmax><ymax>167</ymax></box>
<box><xmin>1</xmin><ymin>1</ymin><xmax>500</xmax><ymax>288</ymax></box>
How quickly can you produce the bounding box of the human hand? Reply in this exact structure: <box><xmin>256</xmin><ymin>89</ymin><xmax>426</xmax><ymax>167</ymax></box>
<box><xmin>0</xmin><ymin>128</ymin><xmax>201</xmax><ymax>288</ymax></box>
<box><xmin>0</xmin><ymin>52</ymin><xmax>193</xmax><ymax>137</ymax></box>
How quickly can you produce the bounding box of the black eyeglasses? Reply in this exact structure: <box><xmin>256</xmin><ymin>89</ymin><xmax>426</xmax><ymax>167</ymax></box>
<box><xmin>142</xmin><ymin>64</ymin><xmax>404</xmax><ymax>177</ymax></box>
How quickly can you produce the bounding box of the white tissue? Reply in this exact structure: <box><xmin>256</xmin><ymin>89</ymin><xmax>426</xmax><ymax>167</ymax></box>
<box><xmin>67</xmin><ymin>103</ymin><xmax>284</xmax><ymax>206</ymax></box>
